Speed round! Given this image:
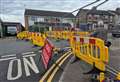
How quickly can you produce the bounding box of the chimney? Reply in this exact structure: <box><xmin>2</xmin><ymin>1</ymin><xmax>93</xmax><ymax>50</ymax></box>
<box><xmin>92</xmin><ymin>6</ymin><xmax>97</xmax><ymax>11</ymax></box>
<box><xmin>116</xmin><ymin>8</ymin><xmax>120</xmax><ymax>13</ymax></box>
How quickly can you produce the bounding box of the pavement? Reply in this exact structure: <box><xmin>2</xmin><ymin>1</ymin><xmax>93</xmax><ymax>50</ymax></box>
<box><xmin>59</xmin><ymin>57</ymin><xmax>91</xmax><ymax>82</ymax></box>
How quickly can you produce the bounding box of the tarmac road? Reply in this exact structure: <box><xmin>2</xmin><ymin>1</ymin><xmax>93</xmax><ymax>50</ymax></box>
<box><xmin>0</xmin><ymin>38</ymin><xmax>43</xmax><ymax>82</ymax></box>
<box><xmin>0</xmin><ymin>38</ymin><xmax>70</xmax><ymax>82</ymax></box>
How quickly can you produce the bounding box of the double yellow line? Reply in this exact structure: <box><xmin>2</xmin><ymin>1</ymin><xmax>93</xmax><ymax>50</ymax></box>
<box><xmin>39</xmin><ymin>50</ymin><xmax>72</xmax><ymax>82</ymax></box>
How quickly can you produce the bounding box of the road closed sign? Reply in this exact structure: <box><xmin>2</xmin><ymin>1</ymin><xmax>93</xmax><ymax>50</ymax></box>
<box><xmin>42</xmin><ymin>39</ymin><xmax>54</xmax><ymax>69</ymax></box>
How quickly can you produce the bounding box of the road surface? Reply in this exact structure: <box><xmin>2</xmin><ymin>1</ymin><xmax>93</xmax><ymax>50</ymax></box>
<box><xmin>0</xmin><ymin>38</ymin><xmax>70</xmax><ymax>82</ymax></box>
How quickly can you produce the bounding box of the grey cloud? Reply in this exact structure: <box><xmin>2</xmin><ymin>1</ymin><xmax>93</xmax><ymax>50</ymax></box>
<box><xmin>0</xmin><ymin>0</ymin><xmax>120</xmax><ymax>25</ymax></box>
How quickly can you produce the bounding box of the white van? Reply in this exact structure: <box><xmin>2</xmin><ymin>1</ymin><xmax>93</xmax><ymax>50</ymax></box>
<box><xmin>7</xmin><ymin>26</ymin><xmax>17</xmax><ymax>35</ymax></box>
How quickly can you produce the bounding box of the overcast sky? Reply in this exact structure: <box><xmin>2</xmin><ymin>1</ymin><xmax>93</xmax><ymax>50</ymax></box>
<box><xmin>0</xmin><ymin>0</ymin><xmax>120</xmax><ymax>26</ymax></box>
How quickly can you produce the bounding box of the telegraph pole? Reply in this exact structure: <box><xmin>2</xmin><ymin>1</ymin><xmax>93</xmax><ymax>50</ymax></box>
<box><xmin>61</xmin><ymin>0</ymin><xmax>101</xmax><ymax>31</ymax></box>
<box><xmin>86</xmin><ymin>0</ymin><xmax>109</xmax><ymax>31</ymax></box>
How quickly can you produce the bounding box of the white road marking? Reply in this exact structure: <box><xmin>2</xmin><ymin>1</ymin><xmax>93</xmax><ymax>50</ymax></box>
<box><xmin>7</xmin><ymin>59</ymin><xmax>22</xmax><ymax>80</ymax></box>
<box><xmin>22</xmin><ymin>54</ymin><xmax>36</xmax><ymax>58</ymax></box>
<box><xmin>23</xmin><ymin>56</ymin><xmax>39</xmax><ymax>76</ymax></box>
<box><xmin>22</xmin><ymin>52</ymin><xmax>34</xmax><ymax>55</ymax></box>
<box><xmin>1</xmin><ymin>54</ymin><xmax>16</xmax><ymax>58</ymax></box>
<box><xmin>0</xmin><ymin>57</ymin><xmax>17</xmax><ymax>62</ymax></box>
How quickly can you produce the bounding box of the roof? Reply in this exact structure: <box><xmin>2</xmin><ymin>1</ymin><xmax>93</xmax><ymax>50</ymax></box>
<box><xmin>76</xmin><ymin>9</ymin><xmax>89</xmax><ymax>16</ymax></box>
<box><xmin>25</xmin><ymin>9</ymin><xmax>75</xmax><ymax>18</ymax></box>
<box><xmin>88</xmin><ymin>10</ymin><xmax>114</xmax><ymax>16</ymax></box>
<box><xmin>2</xmin><ymin>22</ymin><xmax>22</xmax><ymax>26</ymax></box>
<box><xmin>116</xmin><ymin>8</ymin><xmax>120</xmax><ymax>15</ymax></box>
<box><xmin>109</xmin><ymin>10</ymin><xmax>120</xmax><ymax>15</ymax></box>
<box><xmin>109</xmin><ymin>10</ymin><xmax>118</xmax><ymax>15</ymax></box>
<box><xmin>77</xmin><ymin>9</ymin><xmax>114</xmax><ymax>16</ymax></box>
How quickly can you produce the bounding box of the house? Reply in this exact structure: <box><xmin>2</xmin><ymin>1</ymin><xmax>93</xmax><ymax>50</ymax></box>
<box><xmin>104</xmin><ymin>8</ymin><xmax>120</xmax><ymax>30</ymax></box>
<box><xmin>76</xmin><ymin>9</ymin><xmax>114</xmax><ymax>30</ymax></box>
<box><xmin>24</xmin><ymin>9</ymin><xmax>75</xmax><ymax>32</ymax></box>
<box><xmin>1</xmin><ymin>22</ymin><xmax>24</xmax><ymax>37</ymax></box>
<box><xmin>113</xmin><ymin>8</ymin><xmax>120</xmax><ymax>25</ymax></box>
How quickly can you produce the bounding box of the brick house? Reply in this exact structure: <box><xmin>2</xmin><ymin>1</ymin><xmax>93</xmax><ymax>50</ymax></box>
<box><xmin>76</xmin><ymin>9</ymin><xmax>114</xmax><ymax>30</ymax></box>
<box><xmin>112</xmin><ymin>8</ymin><xmax>120</xmax><ymax>25</ymax></box>
<box><xmin>24</xmin><ymin>9</ymin><xmax>75</xmax><ymax>32</ymax></box>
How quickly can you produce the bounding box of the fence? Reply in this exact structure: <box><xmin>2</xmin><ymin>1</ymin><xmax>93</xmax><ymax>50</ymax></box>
<box><xmin>17</xmin><ymin>31</ymin><xmax>46</xmax><ymax>47</ymax></box>
<box><xmin>69</xmin><ymin>36</ymin><xmax>109</xmax><ymax>71</ymax></box>
<box><xmin>17</xmin><ymin>31</ymin><xmax>120</xmax><ymax>81</ymax></box>
<box><xmin>46</xmin><ymin>31</ymin><xmax>89</xmax><ymax>40</ymax></box>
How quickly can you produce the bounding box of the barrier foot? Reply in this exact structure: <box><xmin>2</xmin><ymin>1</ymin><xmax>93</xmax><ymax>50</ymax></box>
<box><xmin>32</xmin><ymin>45</ymin><xmax>39</xmax><ymax>48</ymax></box>
<box><xmin>83</xmin><ymin>66</ymin><xmax>102</xmax><ymax>75</ymax></box>
<box><xmin>25</xmin><ymin>39</ymin><xmax>29</xmax><ymax>41</ymax></box>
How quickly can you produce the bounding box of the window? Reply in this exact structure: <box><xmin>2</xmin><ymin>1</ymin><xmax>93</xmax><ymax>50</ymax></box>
<box><xmin>105</xmin><ymin>15</ymin><xmax>108</xmax><ymax>19</ymax></box>
<box><xmin>31</xmin><ymin>16</ymin><xmax>36</xmax><ymax>21</ymax></box>
<box><xmin>62</xmin><ymin>18</ymin><xmax>68</xmax><ymax>23</ymax></box>
<box><xmin>44</xmin><ymin>18</ymin><xmax>48</xmax><ymax>22</ymax></box>
<box><xmin>94</xmin><ymin>15</ymin><xmax>99</xmax><ymax>20</ymax></box>
<box><xmin>37</xmin><ymin>17</ymin><xmax>44</xmax><ymax>22</ymax></box>
<box><xmin>110</xmin><ymin>16</ymin><xmax>113</xmax><ymax>20</ymax></box>
<box><xmin>56</xmin><ymin>18</ymin><xmax>60</xmax><ymax>22</ymax></box>
<box><xmin>88</xmin><ymin>15</ymin><xmax>92</xmax><ymax>20</ymax></box>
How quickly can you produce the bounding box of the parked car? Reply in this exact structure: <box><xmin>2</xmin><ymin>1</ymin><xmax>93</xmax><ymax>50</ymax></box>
<box><xmin>111</xmin><ymin>25</ymin><xmax>120</xmax><ymax>38</ymax></box>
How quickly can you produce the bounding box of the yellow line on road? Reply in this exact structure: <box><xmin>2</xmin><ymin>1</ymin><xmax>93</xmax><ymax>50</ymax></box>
<box><xmin>39</xmin><ymin>50</ymin><xmax>71</xmax><ymax>82</ymax></box>
<box><xmin>47</xmin><ymin>52</ymin><xmax>72</xmax><ymax>82</ymax></box>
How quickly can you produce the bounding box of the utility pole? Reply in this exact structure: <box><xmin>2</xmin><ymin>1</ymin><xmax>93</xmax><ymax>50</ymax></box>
<box><xmin>61</xmin><ymin>0</ymin><xmax>101</xmax><ymax>31</ymax></box>
<box><xmin>69</xmin><ymin>0</ymin><xmax>101</xmax><ymax>14</ymax></box>
<box><xmin>86</xmin><ymin>0</ymin><xmax>109</xmax><ymax>31</ymax></box>
<box><xmin>92</xmin><ymin>0</ymin><xmax>109</xmax><ymax>10</ymax></box>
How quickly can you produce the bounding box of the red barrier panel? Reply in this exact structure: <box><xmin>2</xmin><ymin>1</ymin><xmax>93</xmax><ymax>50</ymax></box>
<box><xmin>41</xmin><ymin>39</ymin><xmax>54</xmax><ymax>69</ymax></box>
